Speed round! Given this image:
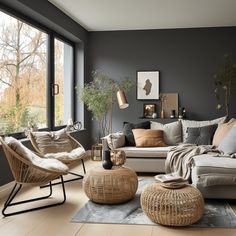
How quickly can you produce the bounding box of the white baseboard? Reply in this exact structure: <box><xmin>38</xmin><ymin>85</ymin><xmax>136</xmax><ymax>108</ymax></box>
<box><xmin>0</xmin><ymin>181</ymin><xmax>14</xmax><ymax>200</ymax></box>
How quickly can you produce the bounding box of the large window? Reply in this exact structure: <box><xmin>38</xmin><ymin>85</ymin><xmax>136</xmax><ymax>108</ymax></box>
<box><xmin>54</xmin><ymin>38</ymin><xmax>73</xmax><ymax>126</ymax></box>
<box><xmin>0</xmin><ymin>9</ymin><xmax>75</xmax><ymax>137</ymax></box>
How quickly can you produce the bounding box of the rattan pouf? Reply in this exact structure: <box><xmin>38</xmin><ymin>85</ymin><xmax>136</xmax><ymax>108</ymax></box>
<box><xmin>83</xmin><ymin>166</ymin><xmax>138</xmax><ymax>204</ymax></box>
<box><xmin>141</xmin><ymin>183</ymin><xmax>204</xmax><ymax>226</ymax></box>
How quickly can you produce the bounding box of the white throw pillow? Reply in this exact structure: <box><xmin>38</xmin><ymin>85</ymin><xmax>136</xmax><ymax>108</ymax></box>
<box><xmin>181</xmin><ymin>116</ymin><xmax>227</xmax><ymax>142</ymax></box>
<box><xmin>104</xmin><ymin>132</ymin><xmax>125</xmax><ymax>149</ymax></box>
<box><xmin>150</xmin><ymin>120</ymin><xmax>182</xmax><ymax>145</ymax></box>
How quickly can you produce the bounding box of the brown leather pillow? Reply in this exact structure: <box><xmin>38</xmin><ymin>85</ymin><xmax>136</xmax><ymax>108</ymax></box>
<box><xmin>212</xmin><ymin>118</ymin><xmax>236</xmax><ymax>146</ymax></box>
<box><xmin>132</xmin><ymin>129</ymin><xmax>167</xmax><ymax>147</ymax></box>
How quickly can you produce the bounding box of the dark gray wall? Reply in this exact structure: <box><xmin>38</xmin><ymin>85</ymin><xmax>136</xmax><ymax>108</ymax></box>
<box><xmin>0</xmin><ymin>0</ymin><xmax>91</xmax><ymax>186</ymax></box>
<box><xmin>89</xmin><ymin>27</ymin><xmax>236</xmax><ymax>133</ymax></box>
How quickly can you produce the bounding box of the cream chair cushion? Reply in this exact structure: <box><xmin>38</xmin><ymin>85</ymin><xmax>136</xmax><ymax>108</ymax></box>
<box><xmin>5</xmin><ymin>137</ymin><xmax>68</xmax><ymax>172</ymax></box>
<box><xmin>44</xmin><ymin>147</ymin><xmax>85</xmax><ymax>164</ymax></box>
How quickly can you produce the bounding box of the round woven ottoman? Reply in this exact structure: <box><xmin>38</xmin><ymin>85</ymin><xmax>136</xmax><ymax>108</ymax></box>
<box><xmin>141</xmin><ymin>183</ymin><xmax>204</xmax><ymax>226</ymax></box>
<box><xmin>83</xmin><ymin>166</ymin><xmax>138</xmax><ymax>204</ymax></box>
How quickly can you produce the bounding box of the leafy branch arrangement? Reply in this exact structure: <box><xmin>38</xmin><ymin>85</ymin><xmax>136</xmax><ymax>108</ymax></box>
<box><xmin>77</xmin><ymin>71</ymin><xmax>134</xmax><ymax>142</ymax></box>
<box><xmin>214</xmin><ymin>54</ymin><xmax>236</xmax><ymax>117</ymax></box>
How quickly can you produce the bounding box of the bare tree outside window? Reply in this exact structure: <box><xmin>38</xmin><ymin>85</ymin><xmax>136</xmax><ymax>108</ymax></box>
<box><xmin>0</xmin><ymin>11</ymin><xmax>48</xmax><ymax>134</ymax></box>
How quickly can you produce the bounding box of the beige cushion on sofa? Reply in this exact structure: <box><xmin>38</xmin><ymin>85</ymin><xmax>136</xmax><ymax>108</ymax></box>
<box><xmin>212</xmin><ymin>118</ymin><xmax>236</xmax><ymax>146</ymax></box>
<box><xmin>30</xmin><ymin>129</ymin><xmax>73</xmax><ymax>154</ymax></box>
<box><xmin>150</xmin><ymin>120</ymin><xmax>182</xmax><ymax>145</ymax></box>
<box><xmin>181</xmin><ymin>116</ymin><xmax>226</xmax><ymax>142</ymax></box>
<box><xmin>5</xmin><ymin>137</ymin><xmax>68</xmax><ymax>172</ymax></box>
<box><xmin>104</xmin><ymin>132</ymin><xmax>125</xmax><ymax>149</ymax></box>
<box><xmin>132</xmin><ymin>129</ymin><xmax>167</xmax><ymax>147</ymax></box>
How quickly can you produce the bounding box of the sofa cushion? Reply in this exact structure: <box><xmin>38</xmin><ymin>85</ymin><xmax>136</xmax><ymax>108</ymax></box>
<box><xmin>104</xmin><ymin>132</ymin><xmax>125</xmax><ymax>149</ymax></box>
<box><xmin>181</xmin><ymin>116</ymin><xmax>226</xmax><ymax>142</ymax></box>
<box><xmin>123</xmin><ymin>121</ymin><xmax>150</xmax><ymax>146</ymax></box>
<box><xmin>185</xmin><ymin>124</ymin><xmax>217</xmax><ymax>145</ymax></box>
<box><xmin>150</xmin><ymin>120</ymin><xmax>182</xmax><ymax>145</ymax></box>
<box><xmin>212</xmin><ymin>118</ymin><xmax>236</xmax><ymax>146</ymax></box>
<box><xmin>132</xmin><ymin>129</ymin><xmax>167</xmax><ymax>147</ymax></box>
<box><xmin>192</xmin><ymin>154</ymin><xmax>236</xmax><ymax>187</ymax></box>
<box><xmin>116</xmin><ymin>146</ymin><xmax>173</xmax><ymax>158</ymax></box>
<box><xmin>218</xmin><ymin>125</ymin><xmax>236</xmax><ymax>155</ymax></box>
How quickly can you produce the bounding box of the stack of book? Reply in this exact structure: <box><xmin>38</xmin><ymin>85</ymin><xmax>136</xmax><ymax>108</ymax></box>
<box><xmin>154</xmin><ymin>174</ymin><xmax>189</xmax><ymax>188</ymax></box>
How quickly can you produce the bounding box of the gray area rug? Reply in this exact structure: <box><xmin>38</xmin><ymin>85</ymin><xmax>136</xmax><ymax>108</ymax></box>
<box><xmin>72</xmin><ymin>179</ymin><xmax>236</xmax><ymax>227</ymax></box>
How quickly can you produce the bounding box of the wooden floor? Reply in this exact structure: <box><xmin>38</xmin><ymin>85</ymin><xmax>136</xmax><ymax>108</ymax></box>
<box><xmin>0</xmin><ymin>159</ymin><xmax>236</xmax><ymax>236</ymax></box>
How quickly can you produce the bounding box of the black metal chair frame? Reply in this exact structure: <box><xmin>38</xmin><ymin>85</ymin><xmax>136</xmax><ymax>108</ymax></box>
<box><xmin>40</xmin><ymin>159</ymin><xmax>86</xmax><ymax>189</ymax></box>
<box><xmin>2</xmin><ymin>176</ymin><xmax>66</xmax><ymax>217</ymax></box>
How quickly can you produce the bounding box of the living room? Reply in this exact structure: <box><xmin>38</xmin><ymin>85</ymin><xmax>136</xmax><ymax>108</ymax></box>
<box><xmin>0</xmin><ymin>0</ymin><xmax>236</xmax><ymax>235</ymax></box>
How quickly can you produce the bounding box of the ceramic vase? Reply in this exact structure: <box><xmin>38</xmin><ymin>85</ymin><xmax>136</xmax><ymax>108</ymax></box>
<box><xmin>102</xmin><ymin>150</ymin><xmax>113</xmax><ymax>169</ymax></box>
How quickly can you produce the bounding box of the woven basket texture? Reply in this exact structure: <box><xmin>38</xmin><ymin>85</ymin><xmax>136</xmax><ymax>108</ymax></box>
<box><xmin>83</xmin><ymin>166</ymin><xmax>138</xmax><ymax>204</ymax></box>
<box><xmin>141</xmin><ymin>183</ymin><xmax>204</xmax><ymax>226</ymax></box>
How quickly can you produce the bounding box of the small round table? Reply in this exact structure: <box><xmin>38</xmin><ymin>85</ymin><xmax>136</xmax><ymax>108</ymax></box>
<box><xmin>83</xmin><ymin>166</ymin><xmax>138</xmax><ymax>204</ymax></box>
<box><xmin>141</xmin><ymin>183</ymin><xmax>204</xmax><ymax>226</ymax></box>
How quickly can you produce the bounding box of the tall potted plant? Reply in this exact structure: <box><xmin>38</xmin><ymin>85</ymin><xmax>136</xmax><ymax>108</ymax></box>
<box><xmin>214</xmin><ymin>54</ymin><xmax>236</xmax><ymax>117</ymax></box>
<box><xmin>78</xmin><ymin>71</ymin><xmax>133</xmax><ymax>142</ymax></box>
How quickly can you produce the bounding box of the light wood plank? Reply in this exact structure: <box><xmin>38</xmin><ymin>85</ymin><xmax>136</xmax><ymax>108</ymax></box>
<box><xmin>151</xmin><ymin>226</ymin><xmax>203</xmax><ymax>236</ymax></box>
<box><xmin>0</xmin><ymin>159</ymin><xmax>236</xmax><ymax>236</ymax></box>
<box><xmin>76</xmin><ymin>223</ymin><xmax>114</xmax><ymax>236</ymax></box>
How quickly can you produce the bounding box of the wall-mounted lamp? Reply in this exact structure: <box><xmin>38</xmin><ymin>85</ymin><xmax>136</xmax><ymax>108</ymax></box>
<box><xmin>116</xmin><ymin>90</ymin><xmax>129</xmax><ymax>109</ymax></box>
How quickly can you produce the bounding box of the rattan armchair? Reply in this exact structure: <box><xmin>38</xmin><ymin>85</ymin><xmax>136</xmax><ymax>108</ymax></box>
<box><xmin>28</xmin><ymin>129</ymin><xmax>86</xmax><ymax>185</ymax></box>
<box><xmin>0</xmin><ymin>137</ymin><xmax>68</xmax><ymax>217</ymax></box>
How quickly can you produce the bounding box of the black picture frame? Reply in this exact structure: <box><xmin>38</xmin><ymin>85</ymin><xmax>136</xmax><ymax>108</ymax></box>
<box><xmin>143</xmin><ymin>104</ymin><xmax>157</xmax><ymax>118</ymax></box>
<box><xmin>136</xmin><ymin>71</ymin><xmax>160</xmax><ymax>100</ymax></box>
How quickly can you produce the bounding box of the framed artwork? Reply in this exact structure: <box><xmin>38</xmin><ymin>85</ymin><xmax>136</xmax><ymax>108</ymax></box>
<box><xmin>143</xmin><ymin>104</ymin><xmax>156</xmax><ymax>118</ymax></box>
<box><xmin>160</xmin><ymin>93</ymin><xmax>179</xmax><ymax>118</ymax></box>
<box><xmin>137</xmin><ymin>71</ymin><xmax>159</xmax><ymax>100</ymax></box>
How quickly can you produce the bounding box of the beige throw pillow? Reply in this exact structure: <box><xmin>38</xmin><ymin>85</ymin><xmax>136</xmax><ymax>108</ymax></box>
<box><xmin>150</xmin><ymin>120</ymin><xmax>182</xmax><ymax>145</ymax></box>
<box><xmin>30</xmin><ymin>129</ymin><xmax>73</xmax><ymax>154</ymax></box>
<box><xmin>181</xmin><ymin>116</ymin><xmax>227</xmax><ymax>142</ymax></box>
<box><xmin>212</xmin><ymin>118</ymin><xmax>236</xmax><ymax>146</ymax></box>
<box><xmin>105</xmin><ymin>132</ymin><xmax>125</xmax><ymax>149</ymax></box>
<box><xmin>132</xmin><ymin>129</ymin><xmax>167</xmax><ymax>147</ymax></box>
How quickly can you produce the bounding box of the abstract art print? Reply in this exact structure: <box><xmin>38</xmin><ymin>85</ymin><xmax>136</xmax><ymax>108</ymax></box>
<box><xmin>137</xmin><ymin>71</ymin><xmax>159</xmax><ymax>100</ymax></box>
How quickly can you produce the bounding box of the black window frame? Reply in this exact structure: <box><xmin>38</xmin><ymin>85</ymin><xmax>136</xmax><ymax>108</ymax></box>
<box><xmin>0</xmin><ymin>4</ymin><xmax>76</xmax><ymax>139</ymax></box>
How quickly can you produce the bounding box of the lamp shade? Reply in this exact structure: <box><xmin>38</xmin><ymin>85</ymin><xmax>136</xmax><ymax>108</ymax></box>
<box><xmin>117</xmin><ymin>90</ymin><xmax>129</xmax><ymax>109</ymax></box>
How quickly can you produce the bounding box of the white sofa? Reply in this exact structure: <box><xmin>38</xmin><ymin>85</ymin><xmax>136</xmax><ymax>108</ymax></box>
<box><xmin>102</xmin><ymin>117</ymin><xmax>236</xmax><ymax>199</ymax></box>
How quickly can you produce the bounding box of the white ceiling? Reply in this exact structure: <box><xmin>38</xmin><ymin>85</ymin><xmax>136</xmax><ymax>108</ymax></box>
<box><xmin>49</xmin><ymin>0</ymin><xmax>236</xmax><ymax>31</ymax></box>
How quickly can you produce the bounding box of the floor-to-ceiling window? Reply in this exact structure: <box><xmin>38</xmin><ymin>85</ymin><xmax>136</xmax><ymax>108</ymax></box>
<box><xmin>0</xmin><ymin>8</ymin><xmax>75</xmax><ymax>138</ymax></box>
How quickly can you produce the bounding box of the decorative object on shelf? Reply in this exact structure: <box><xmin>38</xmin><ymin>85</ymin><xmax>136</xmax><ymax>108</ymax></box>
<box><xmin>160</xmin><ymin>93</ymin><xmax>178</xmax><ymax>118</ymax></box>
<box><xmin>77</xmin><ymin>71</ymin><xmax>133</xmax><ymax>141</ymax></box>
<box><xmin>170</xmin><ymin>110</ymin><xmax>176</xmax><ymax>119</ymax></box>
<box><xmin>178</xmin><ymin>107</ymin><xmax>186</xmax><ymax>119</ymax></box>
<box><xmin>152</xmin><ymin>112</ymin><xmax>157</xmax><ymax>118</ymax></box>
<box><xmin>160</xmin><ymin>93</ymin><xmax>166</xmax><ymax>118</ymax></box>
<box><xmin>102</xmin><ymin>150</ymin><xmax>113</xmax><ymax>169</ymax></box>
<box><xmin>110</xmin><ymin>150</ymin><xmax>126</xmax><ymax>166</ymax></box>
<box><xmin>214</xmin><ymin>53</ymin><xmax>236</xmax><ymax>117</ymax></box>
<box><xmin>137</xmin><ymin>71</ymin><xmax>159</xmax><ymax>100</ymax></box>
<box><xmin>143</xmin><ymin>104</ymin><xmax>157</xmax><ymax>118</ymax></box>
<box><xmin>91</xmin><ymin>143</ymin><xmax>103</xmax><ymax>161</ymax></box>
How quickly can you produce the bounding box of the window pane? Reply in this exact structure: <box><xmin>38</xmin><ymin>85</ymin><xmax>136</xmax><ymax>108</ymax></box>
<box><xmin>0</xmin><ymin>10</ymin><xmax>47</xmax><ymax>134</ymax></box>
<box><xmin>54</xmin><ymin>38</ymin><xmax>73</xmax><ymax>126</ymax></box>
